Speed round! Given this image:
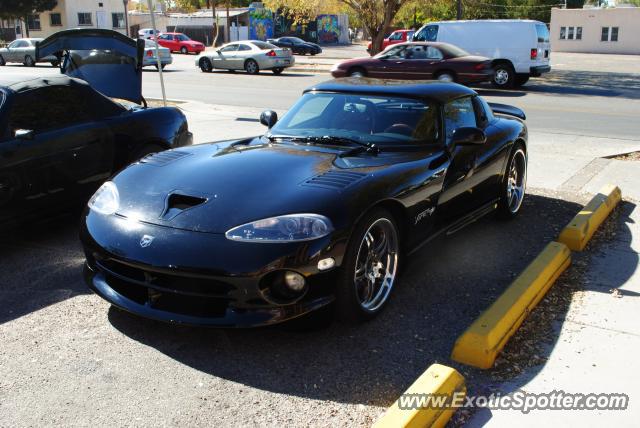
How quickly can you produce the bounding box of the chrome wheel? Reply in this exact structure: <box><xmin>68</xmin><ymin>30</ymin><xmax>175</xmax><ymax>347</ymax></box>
<box><xmin>353</xmin><ymin>218</ymin><xmax>399</xmax><ymax>312</ymax></box>
<box><xmin>437</xmin><ymin>73</ymin><xmax>454</xmax><ymax>82</ymax></box>
<box><xmin>506</xmin><ymin>149</ymin><xmax>527</xmax><ymax>214</ymax></box>
<box><xmin>24</xmin><ymin>55</ymin><xmax>35</xmax><ymax>67</ymax></box>
<box><xmin>245</xmin><ymin>59</ymin><xmax>258</xmax><ymax>74</ymax></box>
<box><xmin>494</xmin><ymin>68</ymin><xmax>510</xmax><ymax>86</ymax></box>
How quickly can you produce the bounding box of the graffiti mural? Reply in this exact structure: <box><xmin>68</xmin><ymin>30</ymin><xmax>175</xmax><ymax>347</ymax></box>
<box><xmin>249</xmin><ymin>8</ymin><xmax>273</xmax><ymax>41</ymax></box>
<box><xmin>316</xmin><ymin>15</ymin><xmax>340</xmax><ymax>44</ymax></box>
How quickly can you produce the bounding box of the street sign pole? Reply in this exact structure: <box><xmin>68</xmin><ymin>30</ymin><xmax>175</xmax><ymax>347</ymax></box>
<box><xmin>147</xmin><ymin>0</ymin><xmax>167</xmax><ymax>106</ymax></box>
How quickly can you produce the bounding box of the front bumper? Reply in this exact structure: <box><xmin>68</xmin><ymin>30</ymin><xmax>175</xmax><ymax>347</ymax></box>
<box><xmin>81</xmin><ymin>211</ymin><xmax>344</xmax><ymax>327</ymax></box>
<box><xmin>530</xmin><ymin>65</ymin><xmax>551</xmax><ymax>77</ymax></box>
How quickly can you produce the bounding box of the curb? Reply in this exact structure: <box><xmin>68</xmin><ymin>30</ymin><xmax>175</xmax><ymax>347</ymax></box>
<box><xmin>451</xmin><ymin>241</ymin><xmax>571</xmax><ymax>369</ymax></box>
<box><xmin>373</xmin><ymin>364</ymin><xmax>466</xmax><ymax>428</ymax></box>
<box><xmin>558</xmin><ymin>184</ymin><xmax>622</xmax><ymax>251</ymax></box>
<box><xmin>288</xmin><ymin>67</ymin><xmax>331</xmax><ymax>74</ymax></box>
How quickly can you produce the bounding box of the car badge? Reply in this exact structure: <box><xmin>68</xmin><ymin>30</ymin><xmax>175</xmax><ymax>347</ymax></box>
<box><xmin>140</xmin><ymin>235</ymin><xmax>155</xmax><ymax>248</ymax></box>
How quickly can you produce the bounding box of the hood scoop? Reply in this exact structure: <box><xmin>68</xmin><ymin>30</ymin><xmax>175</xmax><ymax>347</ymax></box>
<box><xmin>161</xmin><ymin>193</ymin><xmax>207</xmax><ymax>220</ymax></box>
<box><xmin>140</xmin><ymin>150</ymin><xmax>191</xmax><ymax>166</ymax></box>
<box><xmin>302</xmin><ymin>170</ymin><xmax>366</xmax><ymax>190</ymax></box>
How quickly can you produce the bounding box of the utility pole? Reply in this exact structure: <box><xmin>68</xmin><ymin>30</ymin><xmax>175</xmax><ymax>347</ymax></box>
<box><xmin>457</xmin><ymin>0</ymin><xmax>462</xmax><ymax>20</ymax></box>
<box><xmin>123</xmin><ymin>0</ymin><xmax>129</xmax><ymax>36</ymax></box>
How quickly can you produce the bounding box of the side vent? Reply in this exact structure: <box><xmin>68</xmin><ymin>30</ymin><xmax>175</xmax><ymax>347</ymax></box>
<box><xmin>302</xmin><ymin>170</ymin><xmax>366</xmax><ymax>190</ymax></box>
<box><xmin>140</xmin><ymin>150</ymin><xmax>191</xmax><ymax>166</ymax></box>
<box><xmin>162</xmin><ymin>193</ymin><xmax>207</xmax><ymax>220</ymax></box>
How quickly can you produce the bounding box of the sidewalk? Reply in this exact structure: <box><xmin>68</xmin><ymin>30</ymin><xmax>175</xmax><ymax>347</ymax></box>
<box><xmin>468</xmin><ymin>198</ymin><xmax>640</xmax><ymax>426</ymax></box>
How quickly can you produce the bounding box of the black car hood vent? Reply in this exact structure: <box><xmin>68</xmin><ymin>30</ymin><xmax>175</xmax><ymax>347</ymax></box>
<box><xmin>302</xmin><ymin>170</ymin><xmax>366</xmax><ymax>190</ymax></box>
<box><xmin>161</xmin><ymin>193</ymin><xmax>207</xmax><ymax>220</ymax></box>
<box><xmin>140</xmin><ymin>150</ymin><xmax>191</xmax><ymax>166</ymax></box>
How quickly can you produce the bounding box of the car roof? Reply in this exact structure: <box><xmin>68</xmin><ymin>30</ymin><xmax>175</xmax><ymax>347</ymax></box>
<box><xmin>305</xmin><ymin>78</ymin><xmax>476</xmax><ymax>103</ymax></box>
<box><xmin>3</xmin><ymin>76</ymin><xmax>91</xmax><ymax>94</ymax></box>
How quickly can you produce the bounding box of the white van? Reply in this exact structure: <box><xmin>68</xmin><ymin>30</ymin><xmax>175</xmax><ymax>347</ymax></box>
<box><xmin>412</xmin><ymin>20</ymin><xmax>551</xmax><ymax>88</ymax></box>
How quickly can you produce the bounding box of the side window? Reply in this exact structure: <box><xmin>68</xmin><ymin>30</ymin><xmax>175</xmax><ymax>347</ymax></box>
<box><xmin>415</xmin><ymin>25</ymin><xmax>438</xmax><ymax>42</ymax></box>
<box><xmin>382</xmin><ymin>45</ymin><xmax>407</xmax><ymax>59</ymax></box>
<box><xmin>426</xmin><ymin>46</ymin><xmax>443</xmax><ymax>60</ymax></box>
<box><xmin>8</xmin><ymin>87</ymin><xmax>94</xmax><ymax>135</ymax></box>
<box><xmin>444</xmin><ymin>97</ymin><xmax>477</xmax><ymax>138</ymax></box>
<box><xmin>237</xmin><ymin>44</ymin><xmax>252</xmax><ymax>51</ymax></box>
<box><xmin>389</xmin><ymin>32</ymin><xmax>402</xmax><ymax>41</ymax></box>
<box><xmin>220</xmin><ymin>44</ymin><xmax>238</xmax><ymax>52</ymax></box>
<box><xmin>405</xmin><ymin>45</ymin><xmax>427</xmax><ymax>59</ymax></box>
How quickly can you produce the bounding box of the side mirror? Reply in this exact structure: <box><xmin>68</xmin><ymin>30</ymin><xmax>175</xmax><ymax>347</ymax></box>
<box><xmin>260</xmin><ymin>110</ymin><xmax>278</xmax><ymax>128</ymax></box>
<box><xmin>451</xmin><ymin>127</ymin><xmax>486</xmax><ymax>146</ymax></box>
<box><xmin>15</xmin><ymin>129</ymin><xmax>34</xmax><ymax>140</ymax></box>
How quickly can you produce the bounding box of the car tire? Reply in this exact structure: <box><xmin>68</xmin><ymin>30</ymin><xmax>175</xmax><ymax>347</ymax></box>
<box><xmin>335</xmin><ymin>208</ymin><xmax>401</xmax><ymax>323</ymax></box>
<box><xmin>0</xmin><ymin>55</ymin><xmax>6</xmax><ymax>66</ymax></box>
<box><xmin>199</xmin><ymin>57</ymin><xmax>213</xmax><ymax>72</ymax></box>
<box><xmin>272</xmin><ymin>67</ymin><xmax>284</xmax><ymax>75</ymax></box>
<box><xmin>497</xmin><ymin>144</ymin><xmax>527</xmax><ymax>219</ymax></box>
<box><xmin>131</xmin><ymin>143</ymin><xmax>165</xmax><ymax>163</ymax></box>
<box><xmin>492</xmin><ymin>62</ymin><xmax>515</xmax><ymax>89</ymax></box>
<box><xmin>180</xmin><ymin>46</ymin><xmax>188</xmax><ymax>54</ymax></box>
<box><xmin>244</xmin><ymin>59</ymin><xmax>259</xmax><ymax>74</ymax></box>
<box><xmin>435</xmin><ymin>71</ymin><xmax>456</xmax><ymax>83</ymax></box>
<box><xmin>515</xmin><ymin>74</ymin><xmax>530</xmax><ymax>87</ymax></box>
<box><xmin>50</xmin><ymin>60</ymin><xmax>60</xmax><ymax>67</ymax></box>
<box><xmin>155</xmin><ymin>64</ymin><xmax>166</xmax><ymax>70</ymax></box>
<box><xmin>348</xmin><ymin>67</ymin><xmax>366</xmax><ymax>77</ymax></box>
<box><xmin>24</xmin><ymin>55</ymin><xmax>35</xmax><ymax>67</ymax></box>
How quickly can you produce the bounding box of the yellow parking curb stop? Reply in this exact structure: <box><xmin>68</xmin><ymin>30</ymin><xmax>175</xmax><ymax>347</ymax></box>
<box><xmin>373</xmin><ymin>364</ymin><xmax>466</xmax><ymax>428</ymax></box>
<box><xmin>558</xmin><ymin>184</ymin><xmax>622</xmax><ymax>251</ymax></box>
<box><xmin>451</xmin><ymin>241</ymin><xmax>571</xmax><ymax>369</ymax></box>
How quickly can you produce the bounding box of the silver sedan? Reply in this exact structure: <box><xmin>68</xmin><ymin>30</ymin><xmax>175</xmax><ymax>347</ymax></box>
<box><xmin>142</xmin><ymin>39</ymin><xmax>173</xmax><ymax>69</ymax></box>
<box><xmin>196</xmin><ymin>40</ymin><xmax>294</xmax><ymax>75</ymax></box>
<box><xmin>0</xmin><ymin>38</ymin><xmax>59</xmax><ymax>67</ymax></box>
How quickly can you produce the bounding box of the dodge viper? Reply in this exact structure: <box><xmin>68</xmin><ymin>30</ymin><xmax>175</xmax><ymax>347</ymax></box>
<box><xmin>81</xmin><ymin>78</ymin><xmax>528</xmax><ymax>327</ymax></box>
<box><xmin>0</xmin><ymin>29</ymin><xmax>192</xmax><ymax>227</ymax></box>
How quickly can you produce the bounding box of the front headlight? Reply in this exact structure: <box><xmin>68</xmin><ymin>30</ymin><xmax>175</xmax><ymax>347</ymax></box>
<box><xmin>225</xmin><ymin>214</ymin><xmax>333</xmax><ymax>243</ymax></box>
<box><xmin>88</xmin><ymin>181</ymin><xmax>119</xmax><ymax>215</ymax></box>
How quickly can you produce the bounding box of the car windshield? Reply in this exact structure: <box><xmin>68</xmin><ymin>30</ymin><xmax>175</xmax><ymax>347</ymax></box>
<box><xmin>269</xmin><ymin>92</ymin><xmax>440</xmax><ymax>146</ymax></box>
<box><xmin>144</xmin><ymin>40</ymin><xmax>160</xmax><ymax>47</ymax></box>
<box><xmin>289</xmin><ymin>37</ymin><xmax>305</xmax><ymax>44</ymax></box>
<box><xmin>440</xmin><ymin>44</ymin><xmax>470</xmax><ymax>57</ymax></box>
<box><xmin>176</xmin><ymin>34</ymin><xmax>191</xmax><ymax>41</ymax></box>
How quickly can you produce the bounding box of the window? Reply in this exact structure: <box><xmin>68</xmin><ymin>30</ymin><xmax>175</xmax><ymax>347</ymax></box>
<box><xmin>576</xmin><ymin>27</ymin><xmax>582</xmax><ymax>40</ymax></box>
<box><xmin>611</xmin><ymin>27</ymin><xmax>619</xmax><ymax>42</ymax></box>
<box><xmin>388</xmin><ymin>31</ymin><xmax>403</xmax><ymax>41</ymax></box>
<box><xmin>27</xmin><ymin>14</ymin><xmax>41</xmax><ymax>31</ymax></box>
<box><xmin>444</xmin><ymin>97</ymin><xmax>477</xmax><ymax>138</ymax></box>
<box><xmin>535</xmin><ymin>23</ymin><xmax>550</xmax><ymax>43</ymax></box>
<box><xmin>426</xmin><ymin>46</ymin><xmax>443</xmax><ymax>60</ymax></box>
<box><xmin>413</xmin><ymin>25</ymin><xmax>438</xmax><ymax>42</ymax></box>
<box><xmin>562</xmin><ymin>26</ymin><xmax>582</xmax><ymax>41</ymax></box>
<box><xmin>237</xmin><ymin>44</ymin><xmax>252</xmax><ymax>51</ymax></box>
<box><xmin>601</xmin><ymin>27</ymin><xmax>609</xmax><ymax>42</ymax></box>
<box><xmin>8</xmin><ymin>40</ymin><xmax>28</xmax><ymax>48</ymax></box>
<box><xmin>568</xmin><ymin>27</ymin><xmax>574</xmax><ymax>40</ymax></box>
<box><xmin>50</xmin><ymin>13</ymin><xmax>62</xmax><ymax>26</ymax></box>
<box><xmin>111</xmin><ymin>13</ymin><xmax>124</xmax><ymax>29</ymax></box>
<box><xmin>158</xmin><ymin>34</ymin><xmax>170</xmax><ymax>40</ymax></box>
<box><xmin>219</xmin><ymin>44</ymin><xmax>238</xmax><ymax>52</ymax></box>
<box><xmin>252</xmin><ymin>41</ymin><xmax>276</xmax><ymax>49</ymax></box>
<box><xmin>8</xmin><ymin>87</ymin><xmax>94</xmax><ymax>135</ymax></box>
<box><xmin>405</xmin><ymin>45</ymin><xmax>428</xmax><ymax>59</ymax></box>
<box><xmin>78</xmin><ymin>12</ymin><xmax>92</xmax><ymax>26</ymax></box>
<box><xmin>560</xmin><ymin>26</ymin><xmax>566</xmax><ymax>40</ymax></box>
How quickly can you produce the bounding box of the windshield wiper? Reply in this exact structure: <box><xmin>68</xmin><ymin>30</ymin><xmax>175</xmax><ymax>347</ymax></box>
<box><xmin>265</xmin><ymin>134</ymin><xmax>380</xmax><ymax>157</ymax></box>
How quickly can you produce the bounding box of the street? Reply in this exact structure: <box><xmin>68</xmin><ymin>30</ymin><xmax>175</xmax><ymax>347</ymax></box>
<box><xmin>1</xmin><ymin>46</ymin><xmax>640</xmax><ymax>427</ymax></box>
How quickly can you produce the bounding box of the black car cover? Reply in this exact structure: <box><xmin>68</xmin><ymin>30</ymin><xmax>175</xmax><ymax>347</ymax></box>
<box><xmin>36</xmin><ymin>29</ymin><xmax>145</xmax><ymax>104</ymax></box>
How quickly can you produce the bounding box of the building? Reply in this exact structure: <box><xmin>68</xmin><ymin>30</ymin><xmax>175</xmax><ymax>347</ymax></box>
<box><xmin>550</xmin><ymin>6</ymin><xmax>640</xmax><ymax>55</ymax></box>
<box><xmin>16</xmin><ymin>0</ymin><xmax>128</xmax><ymax>39</ymax></box>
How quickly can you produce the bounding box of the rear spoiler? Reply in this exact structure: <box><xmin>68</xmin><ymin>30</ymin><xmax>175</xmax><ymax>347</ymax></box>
<box><xmin>488</xmin><ymin>103</ymin><xmax>526</xmax><ymax>121</ymax></box>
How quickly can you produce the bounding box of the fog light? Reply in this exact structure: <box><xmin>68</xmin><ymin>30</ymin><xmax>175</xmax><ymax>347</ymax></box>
<box><xmin>284</xmin><ymin>271</ymin><xmax>305</xmax><ymax>291</ymax></box>
<box><xmin>317</xmin><ymin>258</ymin><xmax>335</xmax><ymax>271</ymax></box>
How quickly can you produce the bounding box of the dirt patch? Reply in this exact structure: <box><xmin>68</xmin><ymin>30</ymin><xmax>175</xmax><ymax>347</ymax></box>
<box><xmin>611</xmin><ymin>151</ymin><xmax>640</xmax><ymax>161</ymax></box>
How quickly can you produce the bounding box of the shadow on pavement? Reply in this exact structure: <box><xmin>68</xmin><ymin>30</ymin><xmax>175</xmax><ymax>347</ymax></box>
<box><xmin>107</xmin><ymin>191</ymin><xmax>636</xmax><ymax>406</ymax></box>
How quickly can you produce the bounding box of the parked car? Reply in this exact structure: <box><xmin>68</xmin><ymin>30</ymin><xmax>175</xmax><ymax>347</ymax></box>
<box><xmin>268</xmin><ymin>37</ymin><xmax>322</xmax><ymax>55</ymax></box>
<box><xmin>331</xmin><ymin>42</ymin><xmax>493</xmax><ymax>84</ymax></box>
<box><xmin>412</xmin><ymin>19</ymin><xmax>551</xmax><ymax>88</ymax></box>
<box><xmin>138</xmin><ymin>28</ymin><xmax>161</xmax><ymax>40</ymax></box>
<box><xmin>0</xmin><ymin>29</ymin><xmax>193</xmax><ymax>227</ymax></box>
<box><xmin>142</xmin><ymin>39</ymin><xmax>172</xmax><ymax>69</ymax></box>
<box><xmin>0</xmin><ymin>38</ymin><xmax>59</xmax><ymax>67</ymax></box>
<box><xmin>157</xmin><ymin>32</ymin><xmax>205</xmax><ymax>54</ymax></box>
<box><xmin>197</xmin><ymin>40</ymin><xmax>294</xmax><ymax>75</ymax></box>
<box><xmin>80</xmin><ymin>78</ymin><xmax>528</xmax><ymax>327</ymax></box>
<box><xmin>366</xmin><ymin>29</ymin><xmax>415</xmax><ymax>53</ymax></box>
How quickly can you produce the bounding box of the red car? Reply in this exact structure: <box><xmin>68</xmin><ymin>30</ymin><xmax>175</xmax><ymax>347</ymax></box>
<box><xmin>156</xmin><ymin>32</ymin><xmax>205</xmax><ymax>54</ymax></box>
<box><xmin>367</xmin><ymin>29</ymin><xmax>415</xmax><ymax>53</ymax></box>
<box><xmin>331</xmin><ymin>42</ymin><xmax>494</xmax><ymax>85</ymax></box>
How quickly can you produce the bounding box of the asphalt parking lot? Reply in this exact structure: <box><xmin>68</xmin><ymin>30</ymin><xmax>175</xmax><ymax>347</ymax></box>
<box><xmin>1</xmin><ymin>47</ymin><xmax>640</xmax><ymax>426</ymax></box>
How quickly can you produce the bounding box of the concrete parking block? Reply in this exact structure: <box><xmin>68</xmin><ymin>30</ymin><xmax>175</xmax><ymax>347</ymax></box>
<box><xmin>373</xmin><ymin>364</ymin><xmax>465</xmax><ymax>428</ymax></box>
<box><xmin>451</xmin><ymin>242</ymin><xmax>571</xmax><ymax>369</ymax></box>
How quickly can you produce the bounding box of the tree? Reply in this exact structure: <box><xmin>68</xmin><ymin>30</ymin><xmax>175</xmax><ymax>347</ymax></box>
<box><xmin>339</xmin><ymin>0</ymin><xmax>404</xmax><ymax>54</ymax></box>
<box><xmin>2</xmin><ymin>0</ymin><xmax>58</xmax><ymax>37</ymax></box>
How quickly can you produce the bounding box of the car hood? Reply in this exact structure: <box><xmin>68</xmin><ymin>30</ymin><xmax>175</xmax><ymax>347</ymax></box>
<box><xmin>36</xmin><ymin>29</ymin><xmax>144</xmax><ymax>103</ymax></box>
<box><xmin>110</xmin><ymin>140</ymin><xmax>436</xmax><ymax>234</ymax></box>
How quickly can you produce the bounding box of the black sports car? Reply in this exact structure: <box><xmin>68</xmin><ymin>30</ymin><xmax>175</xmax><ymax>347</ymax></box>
<box><xmin>0</xmin><ymin>29</ymin><xmax>192</xmax><ymax>227</ymax></box>
<box><xmin>268</xmin><ymin>37</ymin><xmax>322</xmax><ymax>55</ymax></box>
<box><xmin>80</xmin><ymin>79</ymin><xmax>527</xmax><ymax>327</ymax></box>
